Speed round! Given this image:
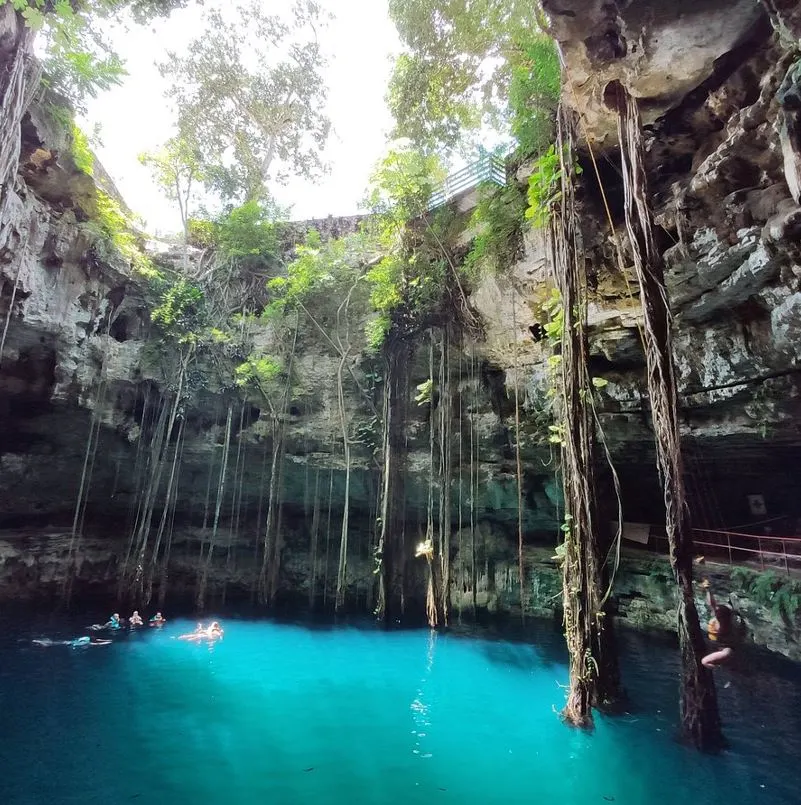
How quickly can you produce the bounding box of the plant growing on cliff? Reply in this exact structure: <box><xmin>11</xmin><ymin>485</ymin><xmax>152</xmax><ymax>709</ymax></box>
<box><xmin>464</xmin><ymin>177</ymin><xmax>528</xmax><ymax>277</ymax></box>
<box><xmin>730</xmin><ymin>567</ymin><xmax>801</xmax><ymax>622</ymax></box>
<box><xmin>150</xmin><ymin>277</ymin><xmax>205</xmax><ymax>336</ymax></box>
<box><xmin>70</xmin><ymin>123</ymin><xmax>94</xmax><ymax>175</ymax></box>
<box><xmin>158</xmin><ymin>0</ymin><xmax>331</xmax><ymax>202</ymax></box>
<box><xmin>361</xmin><ymin>146</ymin><xmax>481</xmax><ymax>345</ymax></box>
<box><xmin>526</xmin><ymin>144</ymin><xmax>570</xmax><ymax>228</ymax></box>
<box><xmin>508</xmin><ymin>32</ymin><xmax>561</xmax><ymax>158</ymax></box>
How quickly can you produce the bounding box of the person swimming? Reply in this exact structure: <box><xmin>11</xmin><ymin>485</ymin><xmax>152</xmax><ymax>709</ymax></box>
<box><xmin>149</xmin><ymin>612</ymin><xmax>166</xmax><ymax>627</ymax></box>
<box><xmin>701</xmin><ymin>579</ymin><xmax>739</xmax><ymax>668</ymax></box>
<box><xmin>89</xmin><ymin>613</ymin><xmax>121</xmax><ymax>631</ymax></box>
<box><xmin>177</xmin><ymin>621</ymin><xmax>224</xmax><ymax>641</ymax></box>
<box><xmin>32</xmin><ymin>637</ymin><xmax>111</xmax><ymax>648</ymax></box>
<box><xmin>129</xmin><ymin>611</ymin><xmax>144</xmax><ymax>627</ymax></box>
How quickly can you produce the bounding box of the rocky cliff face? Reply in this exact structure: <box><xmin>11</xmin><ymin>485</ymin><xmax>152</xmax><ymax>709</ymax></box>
<box><xmin>1</xmin><ymin>1</ymin><xmax>800</xmax><ymax>654</ymax></box>
<box><xmin>488</xmin><ymin>1</ymin><xmax>801</xmax><ymax>530</ymax></box>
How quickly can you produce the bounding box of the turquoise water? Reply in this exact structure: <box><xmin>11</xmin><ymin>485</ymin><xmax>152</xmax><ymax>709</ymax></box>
<box><xmin>1</xmin><ymin>614</ymin><xmax>799</xmax><ymax>805</ymax></box>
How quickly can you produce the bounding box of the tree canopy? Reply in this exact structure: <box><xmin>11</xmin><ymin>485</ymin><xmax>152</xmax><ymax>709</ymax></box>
<box><xmin>386</xmin><ymin>0</ymin><xmax>559</xmax><ymax>156</ymax></box>
<box><xmin>158</xmin><ymin>0</ymin><xmax>331</xmax><ymax>202</ymax></box>
<box><xmin>3</xmin><ymin>0</ymin><xmax>196</xmax><ymax>108</ymax></box>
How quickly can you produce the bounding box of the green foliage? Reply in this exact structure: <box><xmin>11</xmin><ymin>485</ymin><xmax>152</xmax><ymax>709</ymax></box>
<box><xmin>159</xmin><ymin>2</ymin><xmax>331</xmax><ymax>201</ymax></box>
<box><xmin>525</xmin><ymin>145</ymin><xmax>564</xmax><ymax>228</ymax></box>
<box><xmin>508</xmin><ymin>32</ymin><xmax>560</xmax><ymax>157</ymax></box>
<box><xmin>44</xmin><ymin>50</ymin><xmax>126</xmax><ymax>105</ymax></box>
<box><xmin>365</xmin><ymin>254</ymin><xmax>405</xmax><ymax>314</ymax></box>
<box><xmin>361</xmin><ymin>147</ymin><xmax>460</xmax><ymax>330</ymax></box>
<box><xmin>730</xmin><ymin>567</ymin><xmax>801</xmax><ymax>622</ymax></box>
<box><xmin>364</xmin><ymin>147</ymin><xmax>445</xmax><ymax>227</ymax></box>
<box><xmin>365</xmin><ymin>313</ymin><xmax>391</xmax><ymax>353</ymax></box>
<box><xmin>217</xmin><ymin>199</ymin><xmax>283</xmax><ymax>263</ymax></box>
<box><xmin>69</xmin><ymin>123</ymin><xmax>94</xmax><ymax>175</ymax></box>
<box><xmin>387</xmin><ymin>0</ymin><xmax>548</xmax><ymax>153</ymax></box>
<box><xmin>186</xmin><ymin>218</ymin><xmax>218</xmax><ymax>249</ymax></box>
<box><xmin>150</xmin><ymin>278</ymin><xmax>204</xmax><ymax>336</ymax></box>
<box><xmin>138</xmin><ymin>135</ymin><xmax>204</xmax><ymax>232</ymax></box>
<box><xmin>235</xmin><ymin>354</ymin><xmax>284</xmax><ymax>388</ymax></box>
<box><xmin>91</xmin><ymin>190</ymin><xmax>157</xmax><ymax>277</ymax></box>
<box><xmin>267</xmin><ymin>229</ymin><xmax>371</xmax><ymax>318</ymax></box>
<box><xmin>541</xmin><ymin>287</ymin><xmax>564</xmax><ymax>343</ymax></box>
<box><xmin>465</xmin><ymin>179</ymin><xmax>528</xmax><ymax>277</ymax></box>
<box><xmin>6</xmin><ymin>0</ymin><xmax>186</xmax><ymax>110</ymax></box>
<box><xmin>387</xmin><ymin>51</ymin><xmax>480</xmax><ymax>152</ymax></box>
<box><xmin>414</xmin><ymin>378</ymin><xmax>433</xmax><ymax>406</ymax></box>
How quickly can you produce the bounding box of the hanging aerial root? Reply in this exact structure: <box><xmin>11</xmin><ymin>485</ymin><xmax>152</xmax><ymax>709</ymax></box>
<box><xmin>607</xmin><ymin>80</ymin><xmax>723</xmax><ymax>752</ymax></box>
<box><xmin>547</xmin><ymin>104</ymin><xmax>622</xmax><ymax>726</ymax></box>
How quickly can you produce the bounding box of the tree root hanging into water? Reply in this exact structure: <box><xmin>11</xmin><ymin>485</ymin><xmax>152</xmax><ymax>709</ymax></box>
<box><xmin>548</xmin><ymin>107</ymin><xmax>622</xmax><ymax>727</ymax></box>
<box><xmin>608</xmin><ymin>80</ymin><xmax>723</xmax><ymax>752</ymax></box>
<box><xmin>375</xmin><ymin>337</ymin><xmax>411</xmax><ymax>622</ymax></box>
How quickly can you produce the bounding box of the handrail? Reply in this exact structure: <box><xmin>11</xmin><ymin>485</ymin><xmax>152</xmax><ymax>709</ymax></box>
<box><xmin>428</xmin><ymin>153</ymin><xmax>507</xmax><ymax>210</ymax></box>
<box><xmin>635</xmin><ymin>522</ymin><xmax>801</xmax><ymax>575</ymax></box>
<box><xmin>693</xmin><ymin>526</ymin><xmax>801</xmax><ymax>543</ymax></box>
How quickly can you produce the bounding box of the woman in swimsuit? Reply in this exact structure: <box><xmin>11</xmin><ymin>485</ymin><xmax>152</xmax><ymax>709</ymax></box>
<box><xmin>701</xmin><ymin>579</ymin><xmax>736</xmax><ymax>668</ymax></box>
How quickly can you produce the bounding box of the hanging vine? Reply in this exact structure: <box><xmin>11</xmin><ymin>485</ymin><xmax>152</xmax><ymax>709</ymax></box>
<box><xmin>608</xmin><ymin>80</ymin><xmax>723</xmax><ymax>751</ymax></box>
<box><xmin>547</xmin><ymin>106</ymin><xmax>622</xmax><ymax>726</ymax></box>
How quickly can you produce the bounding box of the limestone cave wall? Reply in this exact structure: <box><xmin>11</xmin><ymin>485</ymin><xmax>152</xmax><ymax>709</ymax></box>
<box><xmin>1</xmin><ymin>0</ymin><xmax>800</xmax><ymax>653</ymax></box>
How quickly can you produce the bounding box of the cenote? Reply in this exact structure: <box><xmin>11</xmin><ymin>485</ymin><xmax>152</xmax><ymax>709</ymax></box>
<box><xmin>3</xmin><ymin>1</ymin><xmax>801</xmax><ymax>804</ymax></box>
<box><xmin>1</xmin><ymin>614</ymin><xmax>799</xmax><ymax>805</ymax></box>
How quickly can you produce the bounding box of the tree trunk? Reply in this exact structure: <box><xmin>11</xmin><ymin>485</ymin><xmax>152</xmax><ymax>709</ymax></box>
<box><xmin>549</xmin><ymin>107</ymin><xmax>622</xmax><ymax>726</ymax></box>
<box><xmin>609</xmin><ymin>81</ymin><xmax>723</xmax><ymax>751</ymax></box>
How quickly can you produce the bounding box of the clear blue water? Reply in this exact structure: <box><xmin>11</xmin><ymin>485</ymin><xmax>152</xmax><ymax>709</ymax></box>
<box><xmin>1</xmin><ymin>613</ymin><xmax>799</xmax><ymax>805</ymax></box>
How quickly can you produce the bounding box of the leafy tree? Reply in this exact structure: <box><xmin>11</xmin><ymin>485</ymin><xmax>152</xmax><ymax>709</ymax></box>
<box><xmin>387</xmin><ymin>0</ymin><xmax>559</xmax><ymax>155</ymax></box>
<box><xmin>216</xmin><ymin>198</ymin><xmax>285</xmax><ymax>265</ymax></box>
<box><xmin>2</xmin><ymin>0</ymin><xmax>194</xmax><ymax>109</ymax></box>
<box><xmin>361</xmin><ymin>147</ymin><xmax>445</xmax><ymax>322</ymax></box>
<box><xmin>508</xmin><ymin>33</ymin><xmax>561</xmax><ymax>156</ymax></box>
<box><xmin>158</xmin><ymin>0</ymin><xmax>331</xmax><ymax>201</ymax></box>
<box><xmin>359</xmin><ymin>146</ymin><xmax>480</xmax><ymax>344</ymax></box>
<box><xmin>139</xmin><ymin>135</ymin><xmax>204</xmax><ymax>241</ymax></box>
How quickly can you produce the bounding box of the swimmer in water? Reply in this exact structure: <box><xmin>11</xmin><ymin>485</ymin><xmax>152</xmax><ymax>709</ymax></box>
<box><xmin>88</xmin><ymin>613</ymin><xmax>121</xmax><ymax>631</ymax></box>
<box><xmin>32</xmin><ymin>637</ymin><xmax>111</xmax><ymax>648</ymax></box>
<box><xmin>149</xmin><ymin>612</ymin><xmax>166</xmax><ymax>627</ymax></box>
<box><xmin>701</xmin><ymin>579</ymin><xmax>737</xmax><ymax>668</ymax></box>
<box><xmin>129</xmin><ymin>611</ymin><xmax>143</xmax><ymax>627</ymax></box>
<box><xmin>177</xmin><ymin>621</ymin><xmax>224</xmax><ymax>641</ymax></box>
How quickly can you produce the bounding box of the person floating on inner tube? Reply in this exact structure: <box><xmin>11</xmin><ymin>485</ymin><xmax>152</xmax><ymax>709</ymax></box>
<box><xmin>701</xmin><ymin>579</ymin><xmax>741</xmax><ymax>668</ymax></box>
<box><xmin>149</xmin><ymin>612</ymin><xmax>166</xmax><ymax>627</ymax></box>
<box><xmin>129</xmin><ymin>611</ymin><xmax>144</xmax><ymax>627</ymax></box>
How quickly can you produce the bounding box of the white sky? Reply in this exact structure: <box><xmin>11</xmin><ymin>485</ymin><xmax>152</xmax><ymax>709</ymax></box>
<box><xmin>80</xmin><ymin>0</ymin><xmax>400</xmax><ymax>236</ymax></box>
